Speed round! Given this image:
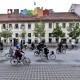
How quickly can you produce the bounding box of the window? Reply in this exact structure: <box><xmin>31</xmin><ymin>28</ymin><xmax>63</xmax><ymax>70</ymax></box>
<box><xmin>15</xmin><ymin>24</ymin><xmax>19</xmax><ymax>29</ymax></box>
<box><xmin>62</xmin><ymin>23</ymin><xmax>66</xmax><ymax>28</ymax></box>
<box><xmin>69</xmin><ymin>39</ymin><xmax>71</xmax><ymax>43</ymax></box>
<box><xmin>9</xmin><ymin>24</ymin><xmax>12</xmax><ymax>29</ymax></box>
<box><xmin>15</xmin><ymin>33</ymin><xmax>18</xmax><ymax>37</ymax></box>
<box><xmin>2</xmin><ymin>24</ymin><xmax>6</xmax><ymax>29</ymax></box>
<box><xmin>28</xmin><ymin>39</ymin><xmax>31</xmax><ymax>44</ymax></box>
<box><xmin>49</xmin><ymin>33</ymin><xmax>52</xmax><ymax>37</ymax></box>
<box><xmin>35</xmin><ymin>39</ymin><xmax>38</xmax><ymax>44</ymax></box>
<box><xmin>35</xmin><ymin>33</ymin><xmax>38</xmax><ymax>37</ymax></box>
<box><xmin>49</xmin><ymin>23</ymin><xmax>52</xmax><ymax>28</ymax></box>
<box><xmin>49</xmin><ymin>38</ymin><xmax>52</xmax><ymax>43</ymax></box>
<box><xmin>10</xmin><ymin>40</ymin><xmax>12</xmax><ymax>43</ymax></box>
<box><xmin>21</xmin><ymin>24</ymin><xmax>25</xmax><ymax>29</ymax></box>
<box><xmin>28</xmin><ymin>24</ymin><xmax>31</xmax><ymax>29</ymax></box>
<box><xmin>69</xmin><ymin>23</ymin><xmax>74</xmax><ymax>27</ymax></box>
<box><xmin>56</xmin><ymin>23</ymin><xmax>59</xmax><ymax>27</ymax></box>
<box><xmin>28</xmin><ymin>33</ymin><xmax>31</xmax><ymax>37</ymax></box>
<box><xmin>56</xmin><ymin>38</ymin><xmax>59</xmax><ymax>43</ymax></box>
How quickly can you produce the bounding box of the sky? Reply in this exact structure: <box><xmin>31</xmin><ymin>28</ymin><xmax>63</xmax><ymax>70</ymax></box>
<box><xmin>0</xmin><ymin>0</ymin><xmax>80</xmax><ymax>13</ymax></box>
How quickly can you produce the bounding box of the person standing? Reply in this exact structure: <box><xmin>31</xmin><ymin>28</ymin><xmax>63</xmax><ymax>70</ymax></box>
<box><xmin>20</xmin><ymin>40</ymin><xmax>23</xmax><ymax>51</ymax></box>
<box><xmin>0</xmin><ymin>41</ymin><xmax>3</xmax><ymax>52</ymax></box>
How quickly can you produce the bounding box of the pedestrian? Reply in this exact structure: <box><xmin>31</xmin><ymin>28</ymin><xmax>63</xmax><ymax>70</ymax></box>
<box><xmin>24</xmin><ymin>42</ymin><xmax>28</xmax><ymax>50</ymax></box>
<box><xmin>0</xmin><ymin>41</ymin><xmax>4</xmax><ymax>52</ymax></box>
<box><xmin>9</xmin><ymin>44</ymin><xmax>14</xmax><ymax>56</ymax></box>
<box><xmin>20</xmin><ymin>40</ymin><xmax>23</xmax><ymax>51</ymax></box>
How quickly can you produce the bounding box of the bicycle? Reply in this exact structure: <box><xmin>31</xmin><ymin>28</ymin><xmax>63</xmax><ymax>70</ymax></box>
<box><xmin>40</xmin><ymin>51</ymin><xmax>56</xmax><ymax>60</ymax></box>
<box><xmin>56</xmin><ymin>48</ymin><xmax>66</xmax><ymax>54</ymax></box>
<box><xmin>10</xmin><ymin>54</ymin><xmax>31</xmax><ymax>66</ymax></box>
<box><xmin>5</xmin><ymin>52</ymin><xmax>14</xmax><ymax>59</ymax></box>
<box><xmin>0</xmin><ymin>50</ymin><xmax>6</xmax><ymax>57</ymax></box>
<box><xmin>68</xmin><ymin>45</ymin><xmax>78</xmax><ymax>50</ymax></box>
<box><xmin>34</xmin><ymin>48</ymin><xmax>43</xmax><ymax>56</ymax></box>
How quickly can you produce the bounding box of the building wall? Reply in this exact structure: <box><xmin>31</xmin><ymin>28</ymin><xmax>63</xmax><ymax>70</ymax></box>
<box><xmin>69</xmin><ymin>4</ymin><xmax>80</xmax><ymax>16</ymax></box>
<box><xmin>0</xmin><ymin>21</ymin><xmax>80</xmax><ymax>44</ymax></box>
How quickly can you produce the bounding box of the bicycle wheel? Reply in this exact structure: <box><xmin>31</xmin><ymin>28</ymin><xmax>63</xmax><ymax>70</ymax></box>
<box><xmin>10</xmin><ymin>58</ymin><xmax>18</xmax><ymax>66</ymax></box>
<box><xmin>5</xmin><ymin>53</ymin><xmax>11</xmax><ymax>59</ymax></box>
<box><xmin>62</xmin><ymin>49</ymin><xmax>66</xmax><ymax>54</ymax></box>
<box><xmin>74</xmin><ymin>46</ymin><xmax>78</xmax><ymax>50</ymax></box>
<box><xmin>23</xmin><ymin>57</ymin><xmax>31</xmax><ymax>65</ymax></box>
<box><xmin>56</xmin><ymin>49</ymin><xmax>60</xmax><ymax>54</ymax></box>
<box><xmin>34</xmin><ymin>51</ymin><xmax>39</xmax><ymax>56</ymax></box>
<box><xmin>40</xmin><ymin>53</ymin><xmax>46</xmax><ymax>59</ymax></box>
<box><xmin>0</xmin><ymin>50</ymin><xmax>6</xmax><ymax>57</ymax></box>
<box><xmin>49</xmin><ymin>54</ymin><xmax>56</xmax><ymax>60</ymax></box>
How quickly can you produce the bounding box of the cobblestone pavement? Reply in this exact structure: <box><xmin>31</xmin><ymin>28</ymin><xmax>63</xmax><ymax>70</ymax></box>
<box><xmin>0</xmin><ymin>64</ymin><xmax>80</xmax><ymax>80</ymax></box>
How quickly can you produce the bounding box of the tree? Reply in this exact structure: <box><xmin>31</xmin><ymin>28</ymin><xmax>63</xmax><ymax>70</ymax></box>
<box><xmin>33</xmin><ymin>22</ymin><xmax>45</xmax><ymax>41</ymax></box>
<box><xmin>1</xmin><ymin>29</ymin><xmax>12</xmax><ymax>43</ymax></box>
<box><xmin>67</xmin><ymin>23</ymin><xmax>80</xmax><ymax>39</ymax></box>
<box><xmin>20</xmin><ymin>29</ymin><xmax>26</xmax><ymax>38</ymax></box>
<box><xmin>52</xmin><ymin>24</ymin><xmax>64</xmax><ymax>42</ymax></box>
<box><xmin>20</xmin><ymin>28</ymin><xmax>26</xmax><ymax>43</ymax></box>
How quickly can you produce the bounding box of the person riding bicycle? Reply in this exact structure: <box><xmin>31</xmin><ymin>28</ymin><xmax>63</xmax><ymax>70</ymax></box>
<box><xmin>15</xmin><ymin>48</ymin><xmax>24</xmax><ymax>60</ymax></box>
<box><xmin>58</xmin><ymin>41</ymin><xmax>63</xmax><ymax>53</ymax></box>
<box><xmin>31</xmin><ymin>42</ymin><xmax>35</xmax><ymax>50</ymax></box>
<box><xmin>37</xmin><ymin>42</ymin><xmax>44</xmax><ymax>53</ymax></box>
<box><xmin>44</xmin><ymin>45</ymin><xmax>49</xmax><ymax>59</ymax></box>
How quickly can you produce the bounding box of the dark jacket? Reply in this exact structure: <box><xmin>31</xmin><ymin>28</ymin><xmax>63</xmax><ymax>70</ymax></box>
<box><xmin>44</xmin><ymin>47</ymin><xmax>49</xmax><ymax>54</ymax></box>
<box><xmin>0</xmin><ymin>42</ymin><xmax>3</xmax><ymax>50</ymax></box>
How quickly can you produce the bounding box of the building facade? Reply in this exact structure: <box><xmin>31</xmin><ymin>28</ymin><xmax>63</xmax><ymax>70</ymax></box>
<box><xmin>0</xmin><ymin>12</ymin><xmax>80</xmax><ymax>44</ymax></box>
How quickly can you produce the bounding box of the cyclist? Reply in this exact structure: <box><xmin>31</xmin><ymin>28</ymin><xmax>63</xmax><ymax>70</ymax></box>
<box><xmin>44</xmin><ymin>45</ymin><xmax>49</xmax><ymax>59</ymax></box>
<box><xmin>15</xmin><ymin>48</ymin><xmax>24</xmax><ymax>60</ymax></box>
<box><xmin>37</xmin><ymin>43</ymin><xmax>42</xmax><ymax>53</ymax></box>
<box><xmin>58</xmin><ymin>41</ymin><xmax>63</xmax><ymax>53</ymax></box>
<box><xmin>31</xmin><ymin>42</ymin><xmax>35</xmax><ymax>50</ymax></box>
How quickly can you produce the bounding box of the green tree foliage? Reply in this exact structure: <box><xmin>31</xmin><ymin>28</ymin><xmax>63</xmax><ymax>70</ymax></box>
<box><xmin>52</xmin><ymin>25</ymin><xmax>64</xmax><ymax>38</ymax></box>
<box><xmin>33</xmin><ymin>22</ymin><xmax>45</xmax><ymax>40</ymax></box>
<box><xmin>20</xmin><ymin>29</ymin><xmax>26</xmax><ymax>38</ymax></box>
<box><xmin>1</xmin><ymin>29</ymin><xmax>12</xmax><ymax>38</ymax></box>
<box><xmin>68</xmin><ymin>23</ymin><xmax>80</xmax><ymax>39</ymax></box>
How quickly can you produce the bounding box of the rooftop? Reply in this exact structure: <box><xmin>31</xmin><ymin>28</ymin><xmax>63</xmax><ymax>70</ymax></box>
<box><xmin>0</xmin><ymin>12</ymin><xmax>80</xmax><ymax>22</ymax></box>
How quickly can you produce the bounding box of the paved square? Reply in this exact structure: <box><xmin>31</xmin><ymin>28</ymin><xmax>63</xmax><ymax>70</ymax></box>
<box><xmin>0</xmin><ymin>64</ymin><xmax>80</xmax><ymax>80</ymax></box>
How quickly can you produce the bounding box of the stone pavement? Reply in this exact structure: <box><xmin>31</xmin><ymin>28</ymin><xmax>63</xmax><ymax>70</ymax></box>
<box><xmin>0</xmin><ymin>64</ymin><xmax>80</xmax><ymax>80</ymax></box>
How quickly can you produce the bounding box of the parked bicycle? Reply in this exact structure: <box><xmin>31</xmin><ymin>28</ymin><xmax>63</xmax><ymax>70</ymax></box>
<box><xmin>40</xmin><ymin>51</ymin><xmax>56</xmax><ymax>60</ymax></box>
